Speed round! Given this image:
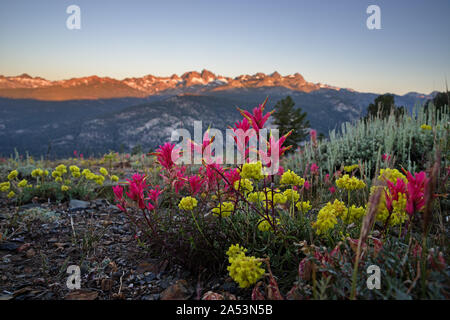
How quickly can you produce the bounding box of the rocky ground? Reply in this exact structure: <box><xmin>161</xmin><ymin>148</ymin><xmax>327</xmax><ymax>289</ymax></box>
<box><xmin>0</xmin><ymin>199</ymin><xmax>240</xmax><ymax>300</ymax></box>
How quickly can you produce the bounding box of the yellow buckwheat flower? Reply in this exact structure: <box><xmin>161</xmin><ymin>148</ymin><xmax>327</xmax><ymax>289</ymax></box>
<box><xmin>247</xmin><ymin>191</ymin><xmax>264</xmax><ymax>203</ymax></box>
<box><xmin>240</xmin><ymin>161</ymin><xmax>264</xmax><ymax>180</ymax></box>
<box><xmin>61</xmin><ymin>185</ymin><xmax>70</xmax><ymax>192</ymax></box>
<box><xmin>336</xmin><ymin>174</ymin><xmax>366</xmax><ymax>190</ymax></box>
<box><xmin>69</xmin><ymin>165</ymin><xmax>80</xmax><ymax>172</ymax></box>
<box><xmin>100</xmin><ymin>167</ymin><xmax>108</xmax><ymax>176</ymax></box>
<box><xmin>111</xmin><ymin>175</ymin><xmax>119</xmax><ymax>182</ymax></box>
<box><xmin>18</xmin><ymin>179</ymin><xmax>28</xmax><ymax>188</ymax></box>
<box><xmin>280</xmin><ymin>170</ymin><xmax>305</xmax><ymax>186</ymax></box>
<box><xmin>212</xmin><ymin>202</ymin><xmax>235</xmax><ymax>217</ymax></box>
<box><xmin>52</xmin><ymin>171</ymin><xmax>61</xmax><ymax>178</ymax></box>
<box><xmin>55</xmin><ymin>164</ymin><xmax>67</xmax><ymax>174</ymax></box>
<box><xmin>7</xmin><ymin>170</ymin><xmax>18</xmax><ymax>181</ymax></box>
<box><xmin>378</xmin><ymin>168</ymin><xmax>407</xmax><ymax>184</ymax></box>
<box><xmin>344</xmin><ymin>164</ymin><xmax>359</xmax><ymax>173</ymax></box>
<box><xmin>31</xmin><ymin>169</ymin><xmax>44</xmax><ymax>178</ymax></box>
<box><xmin>178</xmin><ymin>196</ymin><xmax>198</xmax><ymax>211</ymax></box>
<box><xmin>313</xmin><ymin>199</ymin><xmax>347</xmax><ymax>235</ymax></box>
<box><xmin>283</xmin><ymin>189</ymin><xmax>300</xmax><ymax>203</ymax></box>
<box><xmin>94</xmin><ymin>175</ymin><xmax>105</xmax><ymax>185</ymax></box>
<box><xmin>420</xmin><ymin>124</ymin><xmax>432</xmax><ymax>130</ymax></box>
<box><xmin>0</xmin><ymin>182</ymin><xmax>10</xmax><ymax>192</ymax></box>
<box><xmin>7</xmin><ymin>191</ymin><xmax>15</xmax><ymax>198</ymax></box>
<box><xmin>296</xmin><ymin>200</ymin><xmax>312</xmax><ymax>212</ymax></box>
<box><xmin>344</xmin><ymin>205</ymin><xmax>366</xmax><ymax>224</ymax></box>
<box><xmin>261</xmin><ymin>188</ymin><xmax>287</xmax><ymax>208</ymax></box>
<box><xmin>226</xmin><ymin>244</ymin><xmax>265</xmax><ymax>289</ymax></box>
<box><xmin>226</xmin><ymin>244</ymin><xmax>247</xmax><ymax>262</ymax></box>
<box><xmin>257</xmin><ymin>216</ymin><xmax>280</xmax><ymax>232</ymax></box>
<box><xmin>234</xmin><ymin>178</ymin><xmax>253</xmax><ymax>193</ymax></box>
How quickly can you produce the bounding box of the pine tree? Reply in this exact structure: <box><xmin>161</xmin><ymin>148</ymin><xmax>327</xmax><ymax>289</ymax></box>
<box><xmin>272</xmin><ymin>96</ymin><xmax>309</xmax><ymax>151</ymax></box>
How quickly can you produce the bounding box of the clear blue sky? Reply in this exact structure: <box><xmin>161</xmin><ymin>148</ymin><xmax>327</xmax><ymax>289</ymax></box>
<box><xmin>0</xmin><ymin>0</ymin><xmax>449</xmax><ymax>94</ymax></box>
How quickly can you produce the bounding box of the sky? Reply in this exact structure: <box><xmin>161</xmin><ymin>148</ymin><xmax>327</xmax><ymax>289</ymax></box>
<box><xmin>0</xmin><ymin>0</ymin><xmax>449</xmax><ymax>95</ymax></box>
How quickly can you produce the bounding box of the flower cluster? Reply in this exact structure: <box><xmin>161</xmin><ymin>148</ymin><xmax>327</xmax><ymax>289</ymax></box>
<box><xmin>239</xmin><ymin>161</ymin><xmax>264</xmax><ymax>180</ymax></box>
<box><xmin>280</xmin><ymin>170</ymin><xmax>305</xmax><ymax>186</ymax></box>
<box><xmin>226</xmin><ymin>244</ymin><xmax>265</xmax><ymax>288</ymax></box>
<box><xmin>212</xmin><ymin>201</ymin><xmax>235</xmax><ymax>217</ymax></box>
<box><xmin>313</xmin><ymin>200</ymin><xmax>348</xmax><ymax>235</ymax></box>
<box><xmin>257</xmin><ymin>216</ymin><xmax>280</xmax><ymax>232</ymax></box>
<box><xmin>296</xmin><ymin>200</ymin><xmax>312</xmax><ymax>213</ymax></box>
<box><xmin>178</xmin><ymin>196</ymin><xmax>198</xmax><ymax>211</ymax></box>
<box><xmin>336</xmin><ymin>174</ymin><xmax>366</xmax><ymax>190</ymax></box>
<box><xmin>283</xmin><ymin>188</ymin><xmax>300</xmax><ymax>203</ymax></box>
<box><xmin>378</xmin><ymin>168</ymin><xmax>406</xmax><ymax>183</ymax></box>
<box><xmin>420</xmin><ymin>124</ymin><xmax>432</xmax><ymax>130</ymax></box>
<box><xmin>234</xmin><ymin>178</ymin><xmax>254</xmax><ymax>193</ymax></box>
<box><xmin>343</xmin><ymin>164</ymin><xmax>359</xmax><ymax>173</ymax></box>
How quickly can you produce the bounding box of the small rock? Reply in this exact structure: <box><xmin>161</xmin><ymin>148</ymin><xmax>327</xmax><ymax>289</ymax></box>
<box><xmin>0</xmin><ymin>242</ymin><xmax>20</xmax><ymax>251</ymax></box>
<box><xmin>160</xmin><ymin>280</ymin><xmax>193</xmax><ymax>300</ymax></box>
<box><xmin>69</xmin><ymin>200</ymin><xmax>90</xmax><ymax>212</ymax></box>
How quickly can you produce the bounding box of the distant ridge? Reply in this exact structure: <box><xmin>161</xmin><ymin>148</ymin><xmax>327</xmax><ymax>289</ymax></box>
<box><xmin>0</xmin><ymin>70</ymin><xmax>357</xmax><ymax>101</ymax></box>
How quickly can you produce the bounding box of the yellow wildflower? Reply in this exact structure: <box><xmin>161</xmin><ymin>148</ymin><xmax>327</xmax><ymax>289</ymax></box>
<box><xmin>226</xmin><ymin>244</ymin><xmax>247</xmax><ymax>262</ymax></box>
<box><xmin>239</xmin><ymin>161</ymin><xmax>264</xmax><ymax>180</ymax></box>
<box><xmin>378</xmin><ymin>168</ymin><xmax>407</xmax><ymax>184</ymax></box>
<box><xmin>283</xmin><ymin>188</ymin><xmax>300</xmax><ymax>203</ymax></box>
<box><xmin>100</xmin><ymin>167</ymin><xmax>108</xmax><ymax>176</ymax></box>
<box><xmin>296</xmin><ymin>200</ymin><xmax>312</xmax><ymax>212</ymax></box>
<box><xmin>257</xmin><ymin>216</ymin><xmax>280</xmax><ymax>232</ymax></box>
<box><xmin>280</xmin><ymin>170</ymin><xmax>305</xmax><ymax>186</ymax></box>
<box><xmin>7</xmin><ymin>191</ymin><xmax>15</xmax><ymax>198</ymax></box>
<box><xmin>234</xmin><ymin>178</ymin><xmax>253</xmax><ymax>193</ymax></box>
<box><xmin>0</xmin><ymin>182</ymin><xmax>10</xmax><ymax>192</ymax></box>
<box><xmin>336</xmin><ymin>174</ymin><xmax>366</xmax><ymax>190</ymax></box>
<box><xmin>55</xmin><ymin>164</ymin><xmax>67</xmax><ymax>174</ymax></box>
<box><xmin>212</xmin><ymin>201</ymin><xmax>235</xmax><ymax>217</ymax></box>
<box><xmin>226</xmin><ymin>244</ymin><xmax>265</xmax><ymax>289</ymax></box>
<box><xmin>7</xmin><ymin>170</ymin><xmax>18</xmax><ymax>180</ymax></box>
<box><xmin>344</xmin><ymin>164</ymin><xmax>359</xmax><ymax>173</ymax></box>
<box><xmin>178</xmin><ymin>196</ymin><xmax>198</xmax><ymax>211</ymax></box>
<box><xmin>18</xmin><ymin>179</ymin><xmax>28</xmax><ymax>188</ymax></box>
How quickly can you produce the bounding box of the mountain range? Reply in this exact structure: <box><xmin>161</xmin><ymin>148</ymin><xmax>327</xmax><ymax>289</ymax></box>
<box><xmin>0</xmin><ymin>70</ymin><xmax>346</xmax><ymax>100</ymax></box>
<box><xmin>0</xmin><ymin>70</ymin><xmax>437</xmax><ymax>158</ymax></box>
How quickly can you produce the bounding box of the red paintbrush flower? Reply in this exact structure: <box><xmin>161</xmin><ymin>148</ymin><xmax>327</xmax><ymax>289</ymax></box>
<box><xmin>237</xmin><ymin>98</ymin><xmax>274</xmax><ymax>134</ymax></box>
<box><xmin>405</xmin><ymin>171</ymin><xmax>429</xmax><ymax>216</ymax></box>
<box><xmin>188</xmin><ymin>175</ymin><xmax>203</xmax><ymax>195</ymax></box>
<box><xmin>259</xmin><ymin>130</ymin><xmax>293</xmax><ymax>168</ymax></box>
<box><xmin>384</xmin><ymin>178</ymin><xmax>407</xmax><ymax>212</ymax></box>
<box><xmin>152</xmin><ymin>142</ymin><xmax>181</xmax><ymax>171</ymax></box>
<box><xmin>125</xmin><ymin>173</ymin><xmax>149</xmax><ymax>210</ymax></box>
